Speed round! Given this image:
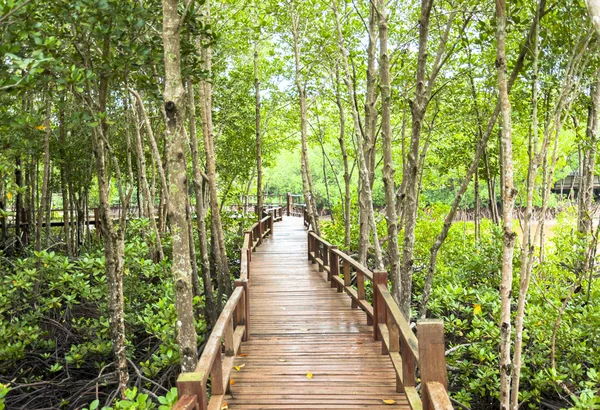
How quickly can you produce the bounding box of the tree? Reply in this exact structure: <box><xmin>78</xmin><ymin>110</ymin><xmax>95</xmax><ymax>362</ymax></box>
<box><xmin>161</xmin><ymin>0</ymin><xmax>198</xmax><ymax>372</ymax></box>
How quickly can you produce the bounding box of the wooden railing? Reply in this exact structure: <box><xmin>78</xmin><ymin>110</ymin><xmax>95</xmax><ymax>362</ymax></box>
<box><xmin>173</xmin><ymin>212</ymin><xmax>276</xmax><ymax>410</ymax></box>
<box><xmin>307</xmin><ymin>230</ymin><xmax>453</xmax><ymax>410</ymax></box>
<box><xmin>264</xmin><ymin>206</ymin><xmax>283</xmax><ymax>223</ymax></box>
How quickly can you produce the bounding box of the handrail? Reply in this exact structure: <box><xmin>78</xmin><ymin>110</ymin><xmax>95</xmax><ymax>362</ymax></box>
<box><xmin>307</xmin><ymin>228</ymin><xmax>453</xmax><ymax>410</ymax></box>
<box><xmin>173</xmin><ymin>212</ymin><xmax>278</xmax><ymax>410</ymax></box>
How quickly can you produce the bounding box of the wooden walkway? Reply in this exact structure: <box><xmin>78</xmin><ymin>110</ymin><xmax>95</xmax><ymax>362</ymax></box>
<box><xmin>223</xmin><ymin>216</ymin><xmax>409</xmax><ymax>409</ymax></box>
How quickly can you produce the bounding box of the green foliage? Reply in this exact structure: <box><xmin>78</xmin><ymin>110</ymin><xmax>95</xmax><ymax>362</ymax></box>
<box><xmin>83</xmin><ymin>387</ymin><xmax>179</xmax><ymax>410</ymax></box>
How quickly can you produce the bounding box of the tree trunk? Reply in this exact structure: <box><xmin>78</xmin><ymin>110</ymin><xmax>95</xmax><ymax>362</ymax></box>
<box><xmin>36</xmin><ymin>100</ymin><xmax>51</xmax><ymax>256</ymax></box>
<box><xmin>377</xmin><ymin>0</ymin><xmax>402</xmax><ymax>303</ymax></box>
<box><xmin>496</xmin><ymin>0</ymin><xmax>517</xmax><ymax>407</ymax></box>
<box><xmin>578</xmin><ymin>80</ymin><xmax>600</xmax><ymax>235</ymax></box>
<box><xmin>291</xmin><ymin>11</ymin><xmax>320</xmax><ymax>234</ymax></box>
<box><xmin>332</xmin><ymin>0</ymin><xmax>383</xmax><ymax>268</ymax></box>
<box><xmin>131</xmin><ymin>94</ymin><xmax>164</xmax><ymax>260</ymax></box>
<box><xmin>15</xmin><ymin>156</ymin><xmax>22</xmax><ymax>244</ymax></box>
<box><xmin>197</xmin><ymin>0</ymin><xmax>232</xmax><ymax>299</ymax></box>
<box><xmin>162</xmin><ymin>0</ymin><xmax>198</xmax><ymax>372</ymax></box>
<box><xmin>399</xmin><ymin>0</ymin><xmax>434</xmax><ymax>319</ymax></box>
<box><xmin>255</xmin><ymin>44</ymin><xmax>263</xmax><ymax>220</ymax></box>
<box><xmin>510</xmin><ymin>10</ymin><xmax>542</xmax><ymax>406</ymax></box>
<box><xmin>333</xmin><ymin>64</ymin><xmax>352</xmax><ymax>250</ymax></box>
<box><xmin>186</xmin><ymin>78</ymin><xmax>216</xmax><ymax>326</ymax></box>
<box><xmin>357</xmin><ymin>1</ymin><xmax>379</xmax><ymax>262</ymax></box>
<box><xmin>58</xmin><ymin>100</ymin><xmax>71</xmax><ymax>257</ymax></box>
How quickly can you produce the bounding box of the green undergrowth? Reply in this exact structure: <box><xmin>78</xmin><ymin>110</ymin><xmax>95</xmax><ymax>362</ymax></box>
<box><xmin>319</xmin><ymin>204</ymin><xmax>600</xmax><ymax>409</ymax></box>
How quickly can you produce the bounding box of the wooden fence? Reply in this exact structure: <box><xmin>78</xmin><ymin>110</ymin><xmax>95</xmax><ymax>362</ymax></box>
<box><xmin>307</xmin><ymin>230</ymin><xmax>453</xmax><ymax>410</ymax></box>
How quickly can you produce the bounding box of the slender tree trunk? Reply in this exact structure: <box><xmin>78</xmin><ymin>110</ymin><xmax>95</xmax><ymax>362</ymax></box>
<box><xmin>510</xmin><ymin>10</ymin><xmax>542</xmax><ymax>406</ymax></box>
<box><xmin>131</xmin><ymin>96</ymin><xmax>164</xmax><ymax>260</ymax></box>
<box><xmin>496</xmin><ymin>0</ymin><xmax>517</xmax><ymax>407</ymax></box>
<box><xmin>255</xmin><ymin>44</ymin><xmax>263</xmax><ymax>220</ymax></box>
<box><xmin>291</xmin><ymin>11</ymin><xmax>320</xmax><ymax>234</ymax></box>
<box><xmin>357</xmin><ymin>1</ymin><xmax>379</xmax><ymax>262</ymax></box>
<box><xmin>578</xmin><ymin>80</ymin><xmax>600</xmax><ymax>235</ymax></box>
<box><xmin>399</xmin><ymin>0</ymin><xmax>434</xmax><ymax>319</ymax></box>
<box><xmin>333</xmin><ymin>64</ymin><xmax>352</xmax><ymax>250</ymax></box>
<box><xmin>186</xmin><ymin>79</ymin><xmax>216</xmax><ymax>326</ymax></box>
<box><xmin>197</xmin><ymin>0</ymin><xmax>232</xmax><ymax>298</ymax></box>
<box><xmin>162</xmin><ymin>0</ymin><xmax>198</xmax><ymax>372</ymax></box>
<box><xmin>377</xmin><ymin>0</ymin><xmax>401</xmax><ymax>303</ymax></box>
<box><xmin>332</xmin><ymin>0</ymin><xmax>383</xmax><ymax>268</ymax></box>
<box><xmin>58</xmin><ymin>100</ymin><xmax>71</xmax><ymax>257</ymax></box>
<box><xmin>36</xmin><ymin>100</ymin><xmax>51</xmax><ymax>256</ymax></box>
<box><xmin>15</xmin><ymin>156</ymin><xmax>22</xmax><ymax>244</ymax></box>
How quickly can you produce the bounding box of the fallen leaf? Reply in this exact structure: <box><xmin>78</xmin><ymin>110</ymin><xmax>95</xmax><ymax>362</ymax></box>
<box><xmin>356</xmin><ymin>341</ymin><xmax>364</xmax><ymax>344</ymax></box>
<box><xmin>234</xmin><ymin>364</ymin><xmax>245</xmax><ymax>371</ymax></box>
<box><xmin>238</xmin><ymin>353</ymin><xmax>248</xmax><ymax>357</ymax></box>
<box><xmin>221</xmin><ymin>403</ymin><xmax>229</xmax><ymax>410</ymax></box>
<box><xmin>279</xmin><ymin>359</ymin><xmax>286</xmax><ymax>362</ymax></box>
<box><xmin>473</xmin><ymin>304</ymin><xmax>482</xmax><ymax>315</ymax></box>
<box><xmin>306</xmin><ymin>372</ymin><xmax>313</xmax><ymax>379</ymax></box>
<box><xmin>229</xmin><ymin>379</ymin><xmax>235</xmax><ymax>386</ymax></box>
<box><xmin>382</xmin><ymin>399</ymin><xmax>396</xmax><ymax>405</ymax></box>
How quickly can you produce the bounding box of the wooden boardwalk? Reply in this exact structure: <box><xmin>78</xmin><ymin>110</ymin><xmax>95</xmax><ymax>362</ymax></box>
<box><xmin>223</xmin><ymin>216</ymin><xmax>409</xmax><ymax>409</ymax></box>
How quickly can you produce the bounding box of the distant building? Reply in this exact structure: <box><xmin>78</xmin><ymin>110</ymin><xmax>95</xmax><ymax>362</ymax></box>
<box><xmin>551</xmin><ymin>172</ymin><xmax>600</xmax><ymax>198</ymax></box>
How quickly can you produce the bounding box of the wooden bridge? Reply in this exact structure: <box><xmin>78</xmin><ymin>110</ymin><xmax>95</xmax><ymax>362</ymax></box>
<box><xmin>174</xmin><ymin>208</ymin><xmax>453</xmax><ymax>410</ymax></box>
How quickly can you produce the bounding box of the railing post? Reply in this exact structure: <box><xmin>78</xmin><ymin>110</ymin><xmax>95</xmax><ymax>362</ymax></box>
<box><xmin>387</xmin><ymin>313</ymin><xmax>401</xmax><ymax>391</ymax></box>
<box><xmin>287</xmin><ymin>193</ymin><xmax>292</xmax><ymax>216</ymax></box>
<box><xmin>418</xmin><ymin>319</ymin><xmax>448</xmax><ymax>410</ymax></box>
<box><xmin>329</xmin><ymin>246</ymin><xmax>339</xmax><ymax>289</ymax></box>
<box><xmin>319</xmin><ymin>243</ymin><xmax>327</xmax><ymax>273</ymax></box>
<box><xmin>270</xmin><ymin>213</ymin><xmax>274</xmax><ymax>235</ymax></box>
<box><xmin>344</xmin><ymin>260</ymin><xmax>356</xmax><ymax>307</ymax></box>
<box><xmin>235</xmin><ymin>279</ymin><xmax>250</xmax><ymax>341</ymax></box>
<box><xmin>307</xmin><ymin>231</ymin><xmax>312</xmax><ymax>261</ymax></box>
<box><xmin>258</xmin><ymin>218</ymin><xmax>263</xmax><ymax>245</ymax></box>
<box><xmin>372</xmin><ymin>271</ymin><xmax>387</xmax><ymax>341</ymax></box>
<box><xmin>177</xmin><ymin>372</ymin><xmax>206</xmax><ymax>410</ymax></box>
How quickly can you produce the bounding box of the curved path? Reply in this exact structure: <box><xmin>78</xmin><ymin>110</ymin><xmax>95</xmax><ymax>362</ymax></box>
<box><xmin>224</xmin><ymin>216</ymin><xmax>409</xmax><ymax>409</ymax></box>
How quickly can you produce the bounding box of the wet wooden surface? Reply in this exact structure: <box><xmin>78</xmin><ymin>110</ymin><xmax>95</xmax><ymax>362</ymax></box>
<box><xmin>224</xmin><ymin>216</ymin><xmax>409</xmax><ymax>409</ymax></box>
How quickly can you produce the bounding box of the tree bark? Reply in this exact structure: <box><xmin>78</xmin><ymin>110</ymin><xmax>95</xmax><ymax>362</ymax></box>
<box><xmin>357</xmin><ymin>1</ymin><xmax>379</xmax><ymax>263</ymax></box>
<box><xmin>162</xmin><ymin>0</ymin><xmax>198</xmax><ymax>372</ymax></box>
<box><xmin>186</xmin><ymin>79</ymin><xmax>216</xmax><ymax>326</ymax></box>
<box><xmin>377</xmin><ymin>0</ymin><xmax>401</xmax><ymax>303</ymax></box>
<box><xmin>333</xmin><ymin>64</ymin><xmax>352</xmax><ymax>250</ymax></box>
<box><xmin>496</xmin><ymin>0</ymin><xmax>517</xmax><ymax>407</ymax></box>
<box><xmin>332</xmin><ymin>0</ymin><xmax>383</xmax><ymax>268</ymax></box>
<box><xmin>399</xmin><ymin>0</ymin><xmax>434</xmax><ymax>319</ymax></box>
<box><xmin>578</xmin><ymin>80</ymin><xmax>600</xmax><ymax>235</ymax></box>
<box><xmin>58</xmin><ymin>100</ymin><xmax>71</xmax><ymax>257</ymax></box>
<box><xmin>255</xmin><ymin>44</ymin><xmax>263</xmax><ymax>220</ymax></box>
<box><xmin>291</xmin><ymin>10</ymin><xmax>320</xmax><ymax>234</ymax></box>
<box><xmin>36</xmin><ymin>99</ymin><xmax>51</xmax><ymax>256</ymax></box>
<box><xmin>197</xmin><ymin>0</ymin><xmax>232</xmax><ymax>299</ymax></box>
<box><xmin>131</xmin><ymin>95</ymin><xmax>164</xmax><ymax>261</ymax></box>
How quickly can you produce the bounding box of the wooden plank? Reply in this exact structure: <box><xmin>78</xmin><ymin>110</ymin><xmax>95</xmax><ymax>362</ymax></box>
<box><xmin>173</xmin><ymin>395</ymin><xmax>199</xmax><ymax>410</ymax></box>
<box><xmin>377</xmin><ymin>284</ymin><xmax>419</xmax><ymax>362</ymax></box>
